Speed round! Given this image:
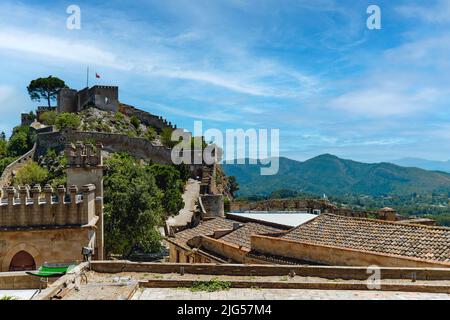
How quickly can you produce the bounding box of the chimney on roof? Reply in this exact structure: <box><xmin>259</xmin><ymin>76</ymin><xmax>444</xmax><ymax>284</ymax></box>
<box><xmin>379</xmin><ymin>207</ymin><xmax>397</xmax><ymax>221</ymax></box>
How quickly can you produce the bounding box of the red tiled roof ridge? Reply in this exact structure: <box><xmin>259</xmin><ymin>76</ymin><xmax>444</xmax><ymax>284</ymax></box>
<box><xmin>251</xmin><ymin>233</ymin><xmax>450</xmax><ymax>266</ymax></box>
<box><xmin>285</xmin><ymin>213</ymin><xmax>450</xmax><ymax>234</ymax></box>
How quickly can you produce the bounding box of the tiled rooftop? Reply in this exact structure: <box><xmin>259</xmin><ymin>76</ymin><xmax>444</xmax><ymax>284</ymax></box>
<box><xmin>219</xmin><ymin>223</ymin><xmax>286</xmax><ymax>249</ymax></box>
<box><xmin>281</xmin><ymin>214</ymin><xmax>450</xmax><ymax>263</ymax></box>
<box><xmin>170</xmin><ymin>218</ymin><xmax>287</xmax><ymax>250</ymax></box>
<box><xmin>171</xmin><ymin>218</ymin><xmax>237</xmax><ymax>248</ymax></box>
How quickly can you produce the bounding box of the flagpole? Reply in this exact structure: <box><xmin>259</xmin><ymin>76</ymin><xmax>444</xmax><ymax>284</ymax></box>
<box><xmin>86</xmin><ymin>66</ymin><xmax>89</xmax><ymax>88</ymax></box>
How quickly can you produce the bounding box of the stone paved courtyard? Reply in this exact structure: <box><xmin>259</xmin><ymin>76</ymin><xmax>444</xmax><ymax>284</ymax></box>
<box><xmin>133</xmin><ymin>288</ymin><xmax>450</xmax><ymax>300</ymax></box>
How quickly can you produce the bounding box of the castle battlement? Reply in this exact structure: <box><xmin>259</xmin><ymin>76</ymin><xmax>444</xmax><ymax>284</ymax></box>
<box><xmin>91</xmin><ymin>85</ymin><xmax>118</xmax><ymax>90</ymax></box>
<box><xmin>0</xmin><ymin>184</ymin><xmax>98</xmax><ymax>228</ymax></box>
<box><xmin>66</xmin><ymin>142</ymin><xmax>103</xmax><ymax>167</ymax></box>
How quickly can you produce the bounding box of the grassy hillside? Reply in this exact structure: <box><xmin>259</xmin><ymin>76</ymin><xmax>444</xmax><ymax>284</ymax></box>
<box><xmin>223</xmin><ymin>154</ymin><xmax>450</xmax><ymax>197</ymax></box>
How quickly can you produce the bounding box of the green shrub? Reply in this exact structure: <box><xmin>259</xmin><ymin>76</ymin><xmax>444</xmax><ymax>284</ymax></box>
<box><xmin>114</xmin><ymin>112</ymin><xmax>124</xmax><ymax>122</ymax></box>
<box><xmin>14</xmin><ymin>161</ymin><xmax>49</xmax><ymax>186</ymax></box>
<box><xmin>0</xmin><ymin>157</ymin><xmax>16</xmax><ymax>174</ymax></box>
<box><xmin>6</xmin><ymin>125</ymin><xmax>36</xmax><ymax>157</ymax></box>
<box><xmin>40</xmin><ymin>111</ymin><xmax>57</xmax><ymax>126</ymax></box>
<box><xmin>130</xmin><ymin>115</ymin><xmax>140</xmax><ymax>129</ymax></box>
<box><xmin>161</xmin><ymin>127</ymin><xmax>177</xmax><ymax>147</ymax></box>
<box><xmin>55</xmin><ymin>113</ymin><xmax>81</xmax><ymax>130</ymax></box>
<box><xmin>145</xmin><ymin>127</ymin><xmax>157</xmax><ymax>142</ymax></box>
<box><xmin>0</xmin><ymin>138</ymin><xmax>7</xmax><ymax>158</ymax></box>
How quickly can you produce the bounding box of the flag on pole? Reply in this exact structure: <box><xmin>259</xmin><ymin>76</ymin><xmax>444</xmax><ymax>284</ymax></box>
<box><xmin>96</xmin><ymin>72</ymin><xmax>101</xmax><ymax>79</ymax></box>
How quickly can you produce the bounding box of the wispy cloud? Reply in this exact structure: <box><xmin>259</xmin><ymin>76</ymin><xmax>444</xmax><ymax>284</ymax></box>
<box><xmin>0</xmin><ymin>28</ymin><xmax>123</xmax><ymax>69</ymax></box>
<box><xmin>396</xmin><ymin>0</ymin><xmax>450</xmax><ymax>24</ymax></box>
<box><xmin>329</xmin><ymin>86</ymin><xmax>442</xmax><ymax>117</ymax></box>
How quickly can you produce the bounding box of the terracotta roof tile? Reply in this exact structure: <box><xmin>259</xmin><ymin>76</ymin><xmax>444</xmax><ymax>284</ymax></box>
<box><xmin>171</xmin><ymin>218</ymin><xmax>237</xmax><ymax>248</ymax></box>
<box><xmin>281</xmin><ymin>214</ymin><xmax>450</xmax><ymax>263</ymax></box>
<box><xmin>219</xmin><ymin>223</ymin><xmax>285</xmax><ymax>249</ymax></box>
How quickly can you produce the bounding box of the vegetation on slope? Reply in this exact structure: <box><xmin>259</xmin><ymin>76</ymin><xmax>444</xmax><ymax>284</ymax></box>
<box><xmin>0</xmin><ymin>123</ymin><xmax>37</xmax><ymax>174</ymax></box>
<box><xmin>14</xmin><ymin>161</ymin><xmax>49</xmax><ymax>186</ymax></box>
<box><xmin>223</xmin><ymin>154</ymin><xmax>450</xmax><ymax>197</ymax></box>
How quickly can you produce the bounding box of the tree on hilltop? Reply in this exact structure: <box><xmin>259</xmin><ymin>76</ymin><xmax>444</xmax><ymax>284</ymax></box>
<box><xmin>27</xmin><ymin>76</ymin><xmax>67</xmax><ymax>108</ymax></box>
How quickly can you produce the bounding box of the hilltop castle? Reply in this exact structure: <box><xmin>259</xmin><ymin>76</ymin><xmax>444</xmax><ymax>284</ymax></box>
<box><xmin>57</xmin><ymin>85</ymin><xmax>119</xmax><ymax>114</ymax></box>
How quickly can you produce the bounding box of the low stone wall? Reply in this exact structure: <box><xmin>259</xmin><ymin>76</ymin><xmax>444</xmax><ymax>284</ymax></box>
<box><xmin>250</xmin><ymin>235</ymin><xmax>450</xmax><ymax>268</ymax></box>
<box><xmin>89</xmin><ymin>261</ymin><xmax>450</xmax><ymax>280</ymax></box>
<box><xmin>231</xmin><ymin>199</ymin><xmax>375</xmax><ymax>219</ymax></box>
<box><xmin>230</xmin><ymin>199</ymin><xmax>331</xmax><ymax>212</ymax></box>
<box><xmin>33</xmin><ymin>262</ymin><xmax>89</xmax><ymax>300</ymax></box>
<box><xmin>0</xmin><ymin>271</ymin><xmax>45</xmax><ymax>290</ymax></box>
<box><xmin>139</xmin><ymin>278</ymin><xmax>450</xmax><ymax>294</ymax></box>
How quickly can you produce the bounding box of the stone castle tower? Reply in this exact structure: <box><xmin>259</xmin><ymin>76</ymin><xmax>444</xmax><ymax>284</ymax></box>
<box><xmin>0</xmin><ymin>142</ymin><xmax>104</xmax><ymax>272</ymax></box>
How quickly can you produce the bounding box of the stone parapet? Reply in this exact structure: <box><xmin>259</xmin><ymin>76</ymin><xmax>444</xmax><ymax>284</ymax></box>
<box><xmin>0</xmin><ymin>184</ymin><xmax>97</xmax><ymax>228</ymax></box>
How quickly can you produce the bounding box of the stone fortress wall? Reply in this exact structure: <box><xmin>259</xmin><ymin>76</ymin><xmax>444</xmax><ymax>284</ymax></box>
<box><xmin>119</xmin><ymin>103</ymin><xmax>176</xmax><ymax>132</ymax></box>
<box><xmin>0</xmin><ymin>184</ymin><xmax>97</xmax><ymax>228</ymax></box>
<box><xmin>36</xmin><ymin>130</ymin><xmax>173</xmax><ymax>165</ymax></box>
<box><xmin>57</xmin><ymin>86</ymin><xmax>119</xmax><ymax>114</ymax></box>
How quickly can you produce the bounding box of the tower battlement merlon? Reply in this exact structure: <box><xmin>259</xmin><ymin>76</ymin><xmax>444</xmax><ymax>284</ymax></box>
<box><xmin>66</xmin><ymin>141</ymin><xmax>103</xmax><ymax>168</ymax></box>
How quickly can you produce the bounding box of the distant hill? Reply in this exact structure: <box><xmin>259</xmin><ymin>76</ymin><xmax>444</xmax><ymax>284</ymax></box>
<box><xmin>391</xmin><ymin>157</ymin><xmax>450</xmax><ymax>173</ymax></box>
<box><xmin>222</xmin><ymin>154</ymin><xmax>450</xmax><ymax>197</ymax></box>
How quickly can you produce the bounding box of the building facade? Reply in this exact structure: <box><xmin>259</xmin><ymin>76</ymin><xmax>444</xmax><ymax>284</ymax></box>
<box><xmin>0</xmin><ymin>142</ymin><xmax>104</xmax><ymax>272</ymax></box>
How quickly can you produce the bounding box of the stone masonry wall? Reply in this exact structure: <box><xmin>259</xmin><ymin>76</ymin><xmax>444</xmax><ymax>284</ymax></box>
<box><xmin>0</xmin><ymin>184</ymin><xmax>97</xmax><ymax>228</ymax></box>
<box><xmin>36</xmin><ymin>130</ymin><xmax>173</xmax><ymax>164</ymax></box>
<box><xmin>119</xmin><ymin>104</ymin><xmax>176</xmax><ymax>132</ymax></box>
<box><xmin>0</xmin><ymin>227</ymin><xmax>95</xmax><ymax>272</ymax></box>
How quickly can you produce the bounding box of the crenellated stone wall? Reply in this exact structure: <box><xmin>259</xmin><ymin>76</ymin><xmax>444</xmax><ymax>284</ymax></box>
<box><xmin>0</xmin><ymin>184</ymin><xmax>98</xmax><ymax>228</ymax></box>
<box><xmin>57</xmin><ymin>86</ymin><xmax>119</xmax><ymax>114</ymax></box>
<box><xmin>119</xmin><ymin>103</ymin><xmax>176</xmax><ymax>132</ymax></box>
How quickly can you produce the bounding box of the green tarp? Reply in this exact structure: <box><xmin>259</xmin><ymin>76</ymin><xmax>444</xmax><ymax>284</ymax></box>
<box><xmin>26</xmin><ymin>264</ymin><xmax>76</xmax><ymax>278</ymax></box>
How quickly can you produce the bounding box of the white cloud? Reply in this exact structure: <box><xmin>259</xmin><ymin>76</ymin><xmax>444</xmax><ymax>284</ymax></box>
<box><xmin>0</xmin><ymin>28</ymin><xmax>124</xmax><ymax>69</ymax></box>
<box><xmin>329</xmin><ymin>87</ymin><xmax>441</xmax><ymax>117</ymax></box>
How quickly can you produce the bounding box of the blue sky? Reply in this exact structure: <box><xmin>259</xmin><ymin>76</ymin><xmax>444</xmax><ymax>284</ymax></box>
<box><xmin>0</xmin><ymin>0</ymin><xmax>450</xmax><ymax>163</ymax></box>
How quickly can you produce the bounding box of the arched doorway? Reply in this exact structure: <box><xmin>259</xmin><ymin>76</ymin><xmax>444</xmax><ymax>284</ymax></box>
<box><xmin>9</xmin><ymin>251</ymin><xmax>36</xmax><ymax>271</ymax></box>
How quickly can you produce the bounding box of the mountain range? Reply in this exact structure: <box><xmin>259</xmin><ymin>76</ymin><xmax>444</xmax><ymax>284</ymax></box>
<box><xmin>222</xmin><ymin>154</ymin><xmax>450</xmax><ymax>197</ymax></box>
<box><xmin>390</xmin><ymin>158</ymin><xmax>450</xmax><ymax>173</ymax></box>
